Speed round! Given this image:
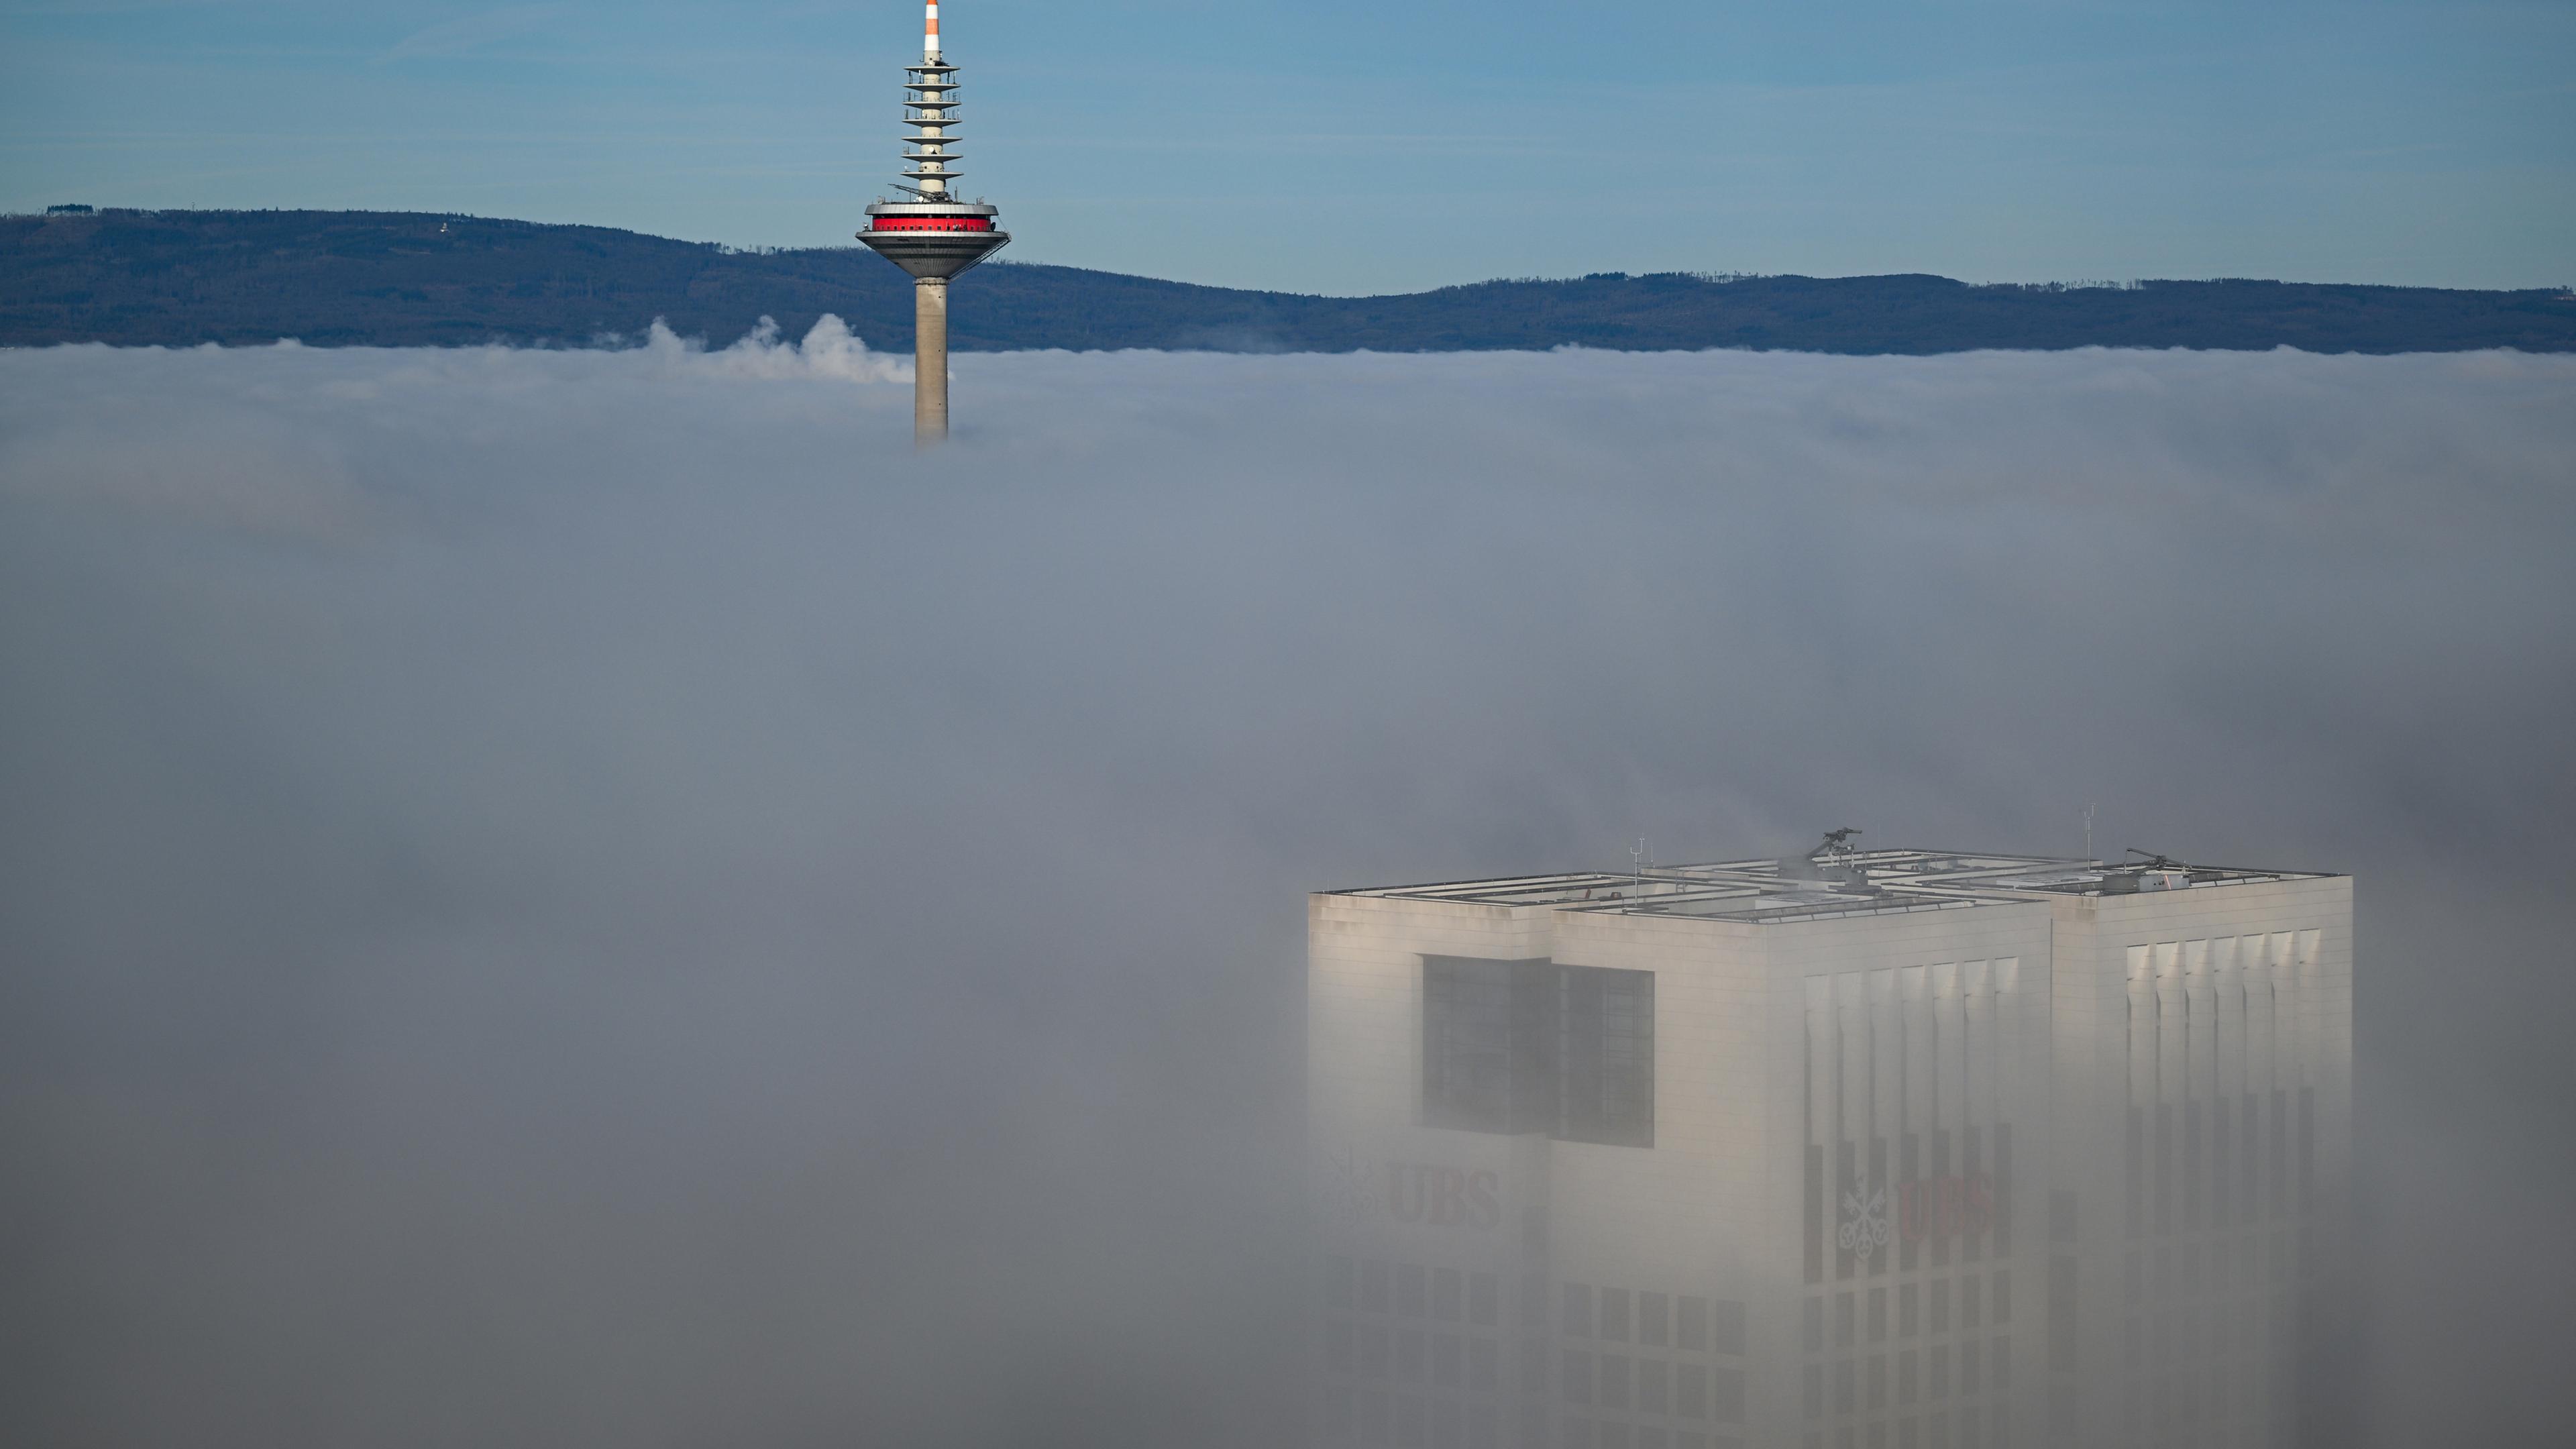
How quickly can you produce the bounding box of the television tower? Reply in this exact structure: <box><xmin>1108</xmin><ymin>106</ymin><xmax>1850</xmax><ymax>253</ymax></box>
<box><xmin>857</xmin><ymin>1</ymin><xmax>1011</xmax><ymax>445</ymax></box>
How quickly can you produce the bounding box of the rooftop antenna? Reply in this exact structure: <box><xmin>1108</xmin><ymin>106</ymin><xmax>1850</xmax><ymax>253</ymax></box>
<box><xmin>2082</xmin><ymin>804</ymin><xmax>2096</xmax><ymax>861</ymax></box>
<box><xmin>1631</xmin><ymin>838</ymin><xmax>1648</xmax><ymax>900</ymax></box>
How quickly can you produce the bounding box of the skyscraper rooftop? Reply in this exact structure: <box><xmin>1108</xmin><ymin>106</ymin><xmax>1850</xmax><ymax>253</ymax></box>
<box><xmin>1328</xmin><ymin>849</ymin><xmax>2337</xmax><ymax>924</ymax></box>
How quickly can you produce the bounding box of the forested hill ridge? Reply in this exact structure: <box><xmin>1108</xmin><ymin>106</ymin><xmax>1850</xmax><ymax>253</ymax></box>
<box><xmin>7</xmin><ymin>209</ymin><xmax>2573</xmax><ymax>354</ymax></box>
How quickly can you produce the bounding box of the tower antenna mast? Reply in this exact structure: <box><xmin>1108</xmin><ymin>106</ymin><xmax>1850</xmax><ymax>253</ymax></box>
<box><xmin>856</xmin><ymin>1</ymin><xmax>1012</xmax><ymax>445</ymax></box>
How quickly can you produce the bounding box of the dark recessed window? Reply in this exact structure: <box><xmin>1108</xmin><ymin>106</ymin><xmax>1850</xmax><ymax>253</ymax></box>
<box><xmin>1680</xmin><ymin>1295</ymin><xmax>1711</xmax><ymax>1352</ymax></box>
<box><xmin>1639</xmin><ymin>1291</ymin><xmax>1670</xmax><ymax>1347</ymax></box>
<box><xmin>1601</xmin><ymin>1287</ymin><xmax>1631</xmax><ymax>1342</ymax></box>
<box><xmin>1397</xmin><ymin>1263</ymin><xmax>1428</xmax><ymax>1318</ymax></box>
<box><xmin>1711</xmin><ymin>1366</ymin><xmax>1746</xmax><ymax>1422</ymax></box>
<box><xmin>1562</xmin><ymin>964</ymin><xmax>1655</xmax><ymax>1147</ymax></box>
<box><xmin>1470</xmin><ymin>1272</ymin><xmax>1501</xmax><ymax>1326</ymax></box>
<box><xmin>1640</xmin><ymin>1358</ymin><xmax>1670</xmax><ymax>1415</ymax></box>
<box><xmin>1424</xmin><ymin>957</ymin><xmax>1654</xmax><ymax>1147</ymax></box>
<box><xmin>1423</xmin><ymin>957</ymin><xmax>1527</xmax><ymax>1134</ymax></box>
<box><xmin>1434</xmin><ymin>1267</ymin><xmax>1462</xmax><ymax>1322</ymax></box>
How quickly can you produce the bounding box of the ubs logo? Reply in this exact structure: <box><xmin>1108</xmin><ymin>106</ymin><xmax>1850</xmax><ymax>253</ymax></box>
<box><xmin>1324</xmin><ymin>1147</ymin><xmax>1502</xmax><ymax>1232</ymax></box>
<box><xmin>1383</xmin><ymin>1162</ymin><xmax>1503</xmax><ymax>1231</ymax></box>
<box><xmin>1899</xmin><ymin>1174</ymin><xmax>1996</xmax><ymax>1241</ymax></box>
<box><xmin>1323</xmin><ymin>1144</ymin><xmax>1379</xmax><ymax>1228</ymax></box>
<box><xmin>1839</xmin><ymin>1185</ymin><xmax>1890</xmax><ymax>1254</ymax></box>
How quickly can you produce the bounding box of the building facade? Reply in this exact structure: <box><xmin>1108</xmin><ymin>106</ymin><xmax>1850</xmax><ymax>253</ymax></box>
<box><xmin>1308</xmin><ymin>849</ymin><xmax>2351</xmax><ymax>1449</ymax></box>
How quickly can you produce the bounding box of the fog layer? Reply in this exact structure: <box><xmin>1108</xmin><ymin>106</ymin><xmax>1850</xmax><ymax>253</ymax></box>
<box><xmin>3</xmin><ymin>335</ymin><xmax>2571</xmax><ymax>1447</ymax></box>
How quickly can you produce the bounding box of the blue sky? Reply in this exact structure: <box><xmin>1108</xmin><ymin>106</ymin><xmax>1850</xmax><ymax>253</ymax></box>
<box><xmin>3</xmin><ymin>1</ymin><xmax>2569</xmax><ymax>293</ymax></box>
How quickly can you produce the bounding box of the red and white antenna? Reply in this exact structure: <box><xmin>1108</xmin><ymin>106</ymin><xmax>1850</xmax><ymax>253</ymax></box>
<box><xmin>924</xmin><ymin>1</ymin><xmax>941</xmax><ymax>61</ymax></box>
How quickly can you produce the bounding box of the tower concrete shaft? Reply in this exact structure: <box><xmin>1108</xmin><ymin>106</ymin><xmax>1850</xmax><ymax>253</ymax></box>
<box><xmin>855</xmin><ymin>1</ymin><xmax>1008</xmax><ymax>445</ymax></box>
<box><xmin>914</xmin><ymin>278</ymin><xmax>949</xmax><ymax>443</ymax></box>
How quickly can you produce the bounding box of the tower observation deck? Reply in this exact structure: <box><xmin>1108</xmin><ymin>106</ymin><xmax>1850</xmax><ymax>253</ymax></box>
<box><xmin>856</xmin><ymin>1</ymin><xmax>1011</xmax><ymax>444</ymax></box>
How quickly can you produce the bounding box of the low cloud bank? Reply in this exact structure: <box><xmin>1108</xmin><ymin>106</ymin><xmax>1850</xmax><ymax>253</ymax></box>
<box><xmin>639</xmin><ymin>312</ymin><xmax>912</xmax><ymax>384</ymax></box>
<box><xmin>2</xmin><ymin>341</ymin><xmax>2571</xmax><ymax>1447</ymax></box>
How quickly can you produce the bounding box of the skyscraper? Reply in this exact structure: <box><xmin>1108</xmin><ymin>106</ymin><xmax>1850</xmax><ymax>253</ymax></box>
<box><xmin>1309</xmin><ymin>845</ymin><xmax>2351</xmax><ymax>1449</ymax></box>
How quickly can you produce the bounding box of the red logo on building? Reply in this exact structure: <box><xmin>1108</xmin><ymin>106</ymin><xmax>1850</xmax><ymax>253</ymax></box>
<box><xmin>1898</xmin><ymin>1173</ymin><xmax>1994</xmax><ymax>1241</ymax></box>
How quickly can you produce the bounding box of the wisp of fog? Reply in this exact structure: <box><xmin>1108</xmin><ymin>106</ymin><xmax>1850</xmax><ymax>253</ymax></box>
<box><xmin>3</xmin><ymin>330</ymin><xmax>2571</xmax><ymax>1448</ymax></box>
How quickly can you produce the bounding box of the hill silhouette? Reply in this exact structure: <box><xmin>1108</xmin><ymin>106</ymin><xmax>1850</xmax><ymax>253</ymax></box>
<box><xmin>6</xmin><ymin>209</ymin><xmax>2571</xmax><ymax>354</ymax></box>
